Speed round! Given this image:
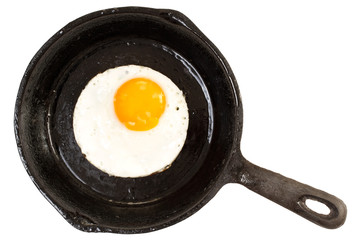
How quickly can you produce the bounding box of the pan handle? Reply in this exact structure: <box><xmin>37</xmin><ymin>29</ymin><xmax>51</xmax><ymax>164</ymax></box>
<box><xmin>236</xmin><ymin>158</ymin><xmax>347</xmax><ymax>229</ymax></box>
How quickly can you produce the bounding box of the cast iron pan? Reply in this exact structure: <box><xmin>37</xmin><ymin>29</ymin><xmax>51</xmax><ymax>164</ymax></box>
<box><xmin>14</xmin><ymin>7</ymin><xmax>347</xmax><ymax>233</ymax></box>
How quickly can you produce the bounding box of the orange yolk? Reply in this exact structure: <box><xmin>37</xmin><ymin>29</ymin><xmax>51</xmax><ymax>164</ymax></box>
<box><xmin>113</xmin><ymin>78</ymin><xmax>166</xmax><ymax>131</ymax></box>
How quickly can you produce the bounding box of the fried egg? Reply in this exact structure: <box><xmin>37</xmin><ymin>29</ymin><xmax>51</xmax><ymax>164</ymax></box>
<box><xmin>73</xmin><ymin>65</ymin><xmax>189</xmax><ymax>178</ymax></box>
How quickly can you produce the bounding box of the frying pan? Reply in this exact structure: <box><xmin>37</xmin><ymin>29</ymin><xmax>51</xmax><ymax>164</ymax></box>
<box><xmin>14</xmin><ymin>7</ymin><xmax>347</xmax><ymax>233</ymax></box>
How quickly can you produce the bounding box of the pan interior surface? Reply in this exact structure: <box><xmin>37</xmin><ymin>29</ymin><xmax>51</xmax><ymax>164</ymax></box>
<box><xmin>15</xmin><ymin>7</ymin><xmax>241</xmax><ymax>233</ymax></box>
<box><xmin>54</xmin><ymin>38</ymin><xmax>212</xmax><ymax>202</ymax></box>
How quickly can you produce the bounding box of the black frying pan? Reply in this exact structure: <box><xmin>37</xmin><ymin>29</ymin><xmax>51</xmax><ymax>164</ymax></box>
<box><xmin>14</xmin><ymin>7</ymin><xmax>347</xmax><ymax>233</ymax></box>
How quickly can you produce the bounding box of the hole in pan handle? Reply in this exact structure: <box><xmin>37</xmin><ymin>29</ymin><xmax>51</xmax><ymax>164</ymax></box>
<box><xmin>236</xmin><ymin>158</ymin><xmax>347</xmax><ymax>229</ymax></box>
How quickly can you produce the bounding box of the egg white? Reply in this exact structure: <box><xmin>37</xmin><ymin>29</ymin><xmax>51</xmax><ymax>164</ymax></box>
<box><xmin>73</xmin><ymin>65</ymin><xmax>189</xmax><ymax>178</ymax></box>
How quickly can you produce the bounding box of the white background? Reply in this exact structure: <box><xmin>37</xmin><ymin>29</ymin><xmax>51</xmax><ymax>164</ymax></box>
<box><xmin>1</xmin><ymin>0</ymin><xmax>359</xmax><ymax>239</ymax></box>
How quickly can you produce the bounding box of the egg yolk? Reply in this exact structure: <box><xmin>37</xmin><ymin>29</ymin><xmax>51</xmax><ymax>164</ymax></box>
<box><xmin>114</xmin><ymin>78</ymin><xmax>166</xmax><ymax>131</ymax></box>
